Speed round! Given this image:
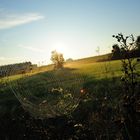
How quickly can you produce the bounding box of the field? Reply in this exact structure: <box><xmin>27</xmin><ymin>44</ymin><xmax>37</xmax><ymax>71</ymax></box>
<box><xmin>0</xmin><ymin>57</ymin><xmax>139</xmax><ymax>139</ymax></box>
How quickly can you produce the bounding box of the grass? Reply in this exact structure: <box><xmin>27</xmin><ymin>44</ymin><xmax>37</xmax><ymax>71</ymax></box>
<box><xmin>0</xmin><ymin>58</ymin><xmax>124</xmax><ymax>117</ymax></box>
<box><xmin>0</xmin><ymin>56</ymin><xmax>139</xmax><ymax>139</ymax></box>
<box><xmin>65</xmin><ymin>59</ymin><xmax>122</xmax><ymax>78</ymax></box>
<box><xmin>0</xmin><ymin>59</ymin><xmax>122</xmax><ymax>84</ymax></box>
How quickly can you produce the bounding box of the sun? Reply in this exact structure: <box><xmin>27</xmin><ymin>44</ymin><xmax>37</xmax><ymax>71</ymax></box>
<box><xmin>51</xmin><ymin>41</ymin><xmax>70</xmax><ymax>59</ymax></box>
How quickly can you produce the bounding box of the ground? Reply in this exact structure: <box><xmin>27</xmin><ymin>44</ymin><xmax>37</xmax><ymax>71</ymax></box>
<box><xmin>0</xmin><ymin>57</ymin><xmax>139</xmax><ymax>139</ymax></box>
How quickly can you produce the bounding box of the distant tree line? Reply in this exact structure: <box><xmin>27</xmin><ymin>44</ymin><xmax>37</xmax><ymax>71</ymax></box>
<box><xmin>0</xmin><ymin>62</ymin><xmax>37</xmax><ymax>78</ymax></box>
<box><xmin>111</xmin><ymin>35</ymin><xmax>140</xmax><ymax>60</ymax></box>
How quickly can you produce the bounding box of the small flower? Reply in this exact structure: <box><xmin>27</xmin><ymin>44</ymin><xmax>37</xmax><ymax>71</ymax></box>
<box><xmin>42</xmin><ymin>100</ymin><xmax>47</xmax><ymax>104</ymax></box>
<box><xmin>74</xmin><ymin>123</ymin><xmax>83</xmax><ymax>127</ymax></box>
<box><xmin>80</xmin><ymin>89</ymin><xmax>86</xmax><ymax>95</ymax></box>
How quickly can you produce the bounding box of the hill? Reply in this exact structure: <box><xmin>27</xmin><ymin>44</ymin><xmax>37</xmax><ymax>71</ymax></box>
<box><xmin>0</xmin><ymin>55</ymin><xmax>139</xmax><ymax>139</ymax></box>
<box><xmin>66</xmin><ymin>53</ymin><xmax>111</xmax><ymax>64</ymax></box>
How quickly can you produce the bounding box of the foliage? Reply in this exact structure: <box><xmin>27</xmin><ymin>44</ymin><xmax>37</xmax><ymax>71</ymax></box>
<box><xmin>0</xmin><ymin>62</ymin><xmax>36</xmax><ymax>77</ymax></box>
<box><xmin>113</xmin><ymin>33</ymin><xmax>140</xmax><ymax>139</ymax></box>
<box><xmin>111</xmin><ymin>34</ymin><xmax>140</xmax><ymax>60</ymax></box>
<box><xmin>0</xmin><ymin>45</ymin><xmax>140</xmax><ymax>139</ymax></box>
<box><xmin>51</xmin><ymin>50</ymin><xmax>65</xmax><ymax>69</ymax></box>
<box><xmin>8</xmin><ymin>68</ymin><xmax>85</xmax><ymax>118</ymax></box>
<box><xmin>136</xmin><ymin>35</ymin><xmax>140</xmax><ymax>50</ymax></box>
<box><xmin>0</xmin><ymin>76</ymin><xmax>123</xmax><ymax>139</ymax></box>
<box><xmin>111</xmin><ymin>44</ymin><xmax>121</xmax><ymax>59</ymax></box>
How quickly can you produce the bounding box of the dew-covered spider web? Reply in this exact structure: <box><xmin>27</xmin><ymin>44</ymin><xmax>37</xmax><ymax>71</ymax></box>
<box><xmin>2</xmin><ymin>65</ymin><xmax>86</xmax><ymax>119</ymax></box>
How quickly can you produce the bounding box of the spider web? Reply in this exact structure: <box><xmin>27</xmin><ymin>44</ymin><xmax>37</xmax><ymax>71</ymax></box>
<box><xmin>1</xmin><ymin>65</ymin><xmax>85</xmax><ymax>119</ymax></box>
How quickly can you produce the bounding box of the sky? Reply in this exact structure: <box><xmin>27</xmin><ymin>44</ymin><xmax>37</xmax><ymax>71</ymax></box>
<box><xmin>0</xmin><ymin>0</ymin><xmax>140</xmax><ymax>66</ymax></box>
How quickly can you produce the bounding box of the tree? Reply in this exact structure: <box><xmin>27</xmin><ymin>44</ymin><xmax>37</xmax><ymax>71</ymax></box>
<box><xmin>136</xmin><ymin>35</ymin><xmax>140</xmax><ymax>50</ymax></box>
<box><xmin>51</xmin><ymin>50</ymin><xmax>65</xmax><ymax>69</ymax></box>
<box><xmin>112</xmin><ymin>33</ymin><xmax>140</xmax><ymax>139</ymax></box>
<box><xmin>66</xmin><ymin>58</ymin><xmax>73</xmax><ymax>62</ymax></box>
<box><xmin>111</xmin><ymin>44</ymin><xmax>121</xmax><ymax>59</ymax></box>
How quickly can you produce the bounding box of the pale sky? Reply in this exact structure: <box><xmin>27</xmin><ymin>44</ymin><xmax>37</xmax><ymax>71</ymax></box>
<box><xmin>0</xmin><ymin>0</ymin><xmax>140</xmax><ymax>65</ymax></box>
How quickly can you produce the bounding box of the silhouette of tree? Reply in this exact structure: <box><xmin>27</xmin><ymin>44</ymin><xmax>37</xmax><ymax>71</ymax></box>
<box><xmin>136</xmin><ymin>35</ymin><xmax>140</xmax><ymax>50</ymax></box>
<box><xmin>113</xmin><ymin>33</ymin><xmax>140</xmax><ymax>139</ymax></box>
<box><xmin>111</xmin><ymin>44</ymin><xmax>121</xmax><ymax>59</ymax></box>
<box><xmin>51</xmin><ymin>50</ymin><xmax>65</xmax><ymax>69</ymax></box>
<box><xmin>112</xmin><ymin>44</ymin><xmax>120</xmax><ymax>53</ymax></box>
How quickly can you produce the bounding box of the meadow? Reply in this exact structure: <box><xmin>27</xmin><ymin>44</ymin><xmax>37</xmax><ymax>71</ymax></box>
<box><xmin>0</xmin><ymin>57</ymin><xmax>139</xmax><ymax>139</ymax></box>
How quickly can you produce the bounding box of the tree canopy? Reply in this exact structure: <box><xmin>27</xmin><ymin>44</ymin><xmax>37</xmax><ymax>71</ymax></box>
<box><xmin>51</xmin><ymin>50</ymin><xmax>65</xmax><ymax>69</ymax></box>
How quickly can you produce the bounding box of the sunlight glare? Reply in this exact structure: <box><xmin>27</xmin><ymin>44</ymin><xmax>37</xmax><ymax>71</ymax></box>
<box><xmin>51</xmin><ymin>41</ymin><xmax>71</xmax><ymax>59</ymax></box>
